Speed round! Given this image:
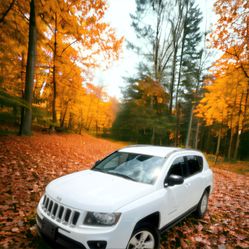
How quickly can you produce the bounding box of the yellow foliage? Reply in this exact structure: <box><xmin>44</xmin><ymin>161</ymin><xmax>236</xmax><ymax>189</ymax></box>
<box><xmin>195</xmin><ymin>53</ymin><xmax>249</xmax><ymax>132</ymax></box>
<box><xmin>0</xmin><ymin>0</ymin><xmax>123</xmax><ymax>132</ymax></box>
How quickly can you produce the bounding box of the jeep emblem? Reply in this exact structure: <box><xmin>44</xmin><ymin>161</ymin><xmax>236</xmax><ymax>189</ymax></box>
<box><xmin>56</xmin><ymin>196</ymin><xmax>62</xmax><ymax>202</ymax></box>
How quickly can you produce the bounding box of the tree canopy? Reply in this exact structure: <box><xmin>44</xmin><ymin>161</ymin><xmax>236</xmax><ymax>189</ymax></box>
<box><xmin>0</xmin><ymin>0</ymin><xmax>123</xmax><ymax>134</ymax></box>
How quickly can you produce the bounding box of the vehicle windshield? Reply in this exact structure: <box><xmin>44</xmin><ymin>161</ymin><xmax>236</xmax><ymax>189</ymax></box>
<box><xmin>92</xmin><ymin>151</ymin><xmax>166</xmax><ymax>184</ymax></box>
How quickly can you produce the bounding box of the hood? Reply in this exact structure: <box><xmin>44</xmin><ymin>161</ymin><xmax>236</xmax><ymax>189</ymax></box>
<box><xmin>46</xmin><ymin>170</ymin><xmax>154</xmax><ymax>212</ymax></box>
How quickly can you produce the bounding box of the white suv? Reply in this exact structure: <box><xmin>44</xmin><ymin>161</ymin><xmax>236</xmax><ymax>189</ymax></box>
<box><xmin>36</xmin><ymin>145</ymin><xmax>213</xmax><ymax>249</ymax></box>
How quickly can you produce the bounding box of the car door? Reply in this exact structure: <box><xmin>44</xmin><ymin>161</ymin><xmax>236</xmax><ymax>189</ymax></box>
<box><xmin>160</xmin><ymin>156</ymin><xmax>190</xmax><ymax>226</ymax></box>
<box><xmin>184</xmin><ymin>155</ymin><xmax>204</xmax><ymax>206</ymax></box>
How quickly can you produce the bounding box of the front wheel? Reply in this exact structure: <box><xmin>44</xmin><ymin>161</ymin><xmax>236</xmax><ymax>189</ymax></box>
<box><xmin>195</xmin><ymin>191</ymin><xmax>209</xmax><ymax>218</ymax></box>
<box><xmin>126</xmin><ymin>223</ymin><xmax>160</xmax><ymax>249</ymax></box>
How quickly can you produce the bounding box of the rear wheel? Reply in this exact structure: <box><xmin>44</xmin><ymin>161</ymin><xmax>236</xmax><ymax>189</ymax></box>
<box><xmin>126</xmin><ymin>223</ymin><xmax>160</xmax><ymax>249</ymax></box>
<box><xmin>195</xmin><ymin>191</ymin><xmax>209</xmax><ymax>218</ymax></box>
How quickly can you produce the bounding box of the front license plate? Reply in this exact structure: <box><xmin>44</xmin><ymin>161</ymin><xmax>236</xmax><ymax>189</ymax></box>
<box><xmin>41</xmin><ymin>218</ymin><xmax>57</xmax><ymax>240</ymax></box>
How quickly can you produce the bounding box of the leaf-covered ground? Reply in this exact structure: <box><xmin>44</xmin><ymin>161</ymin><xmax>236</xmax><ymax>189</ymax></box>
<box><xmin>0</xmin><ymin>133</ymin><xmax>248</xmax><ymax>249</ymax></box>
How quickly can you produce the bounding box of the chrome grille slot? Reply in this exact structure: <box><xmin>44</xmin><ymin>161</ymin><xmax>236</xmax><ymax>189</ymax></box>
<box><xmin>42</xmin><ymin>195</ymin><xmax>47</xmax><ymax>205</ymax></box>
<box><xmin>52</xmin><ymin>203</ymin><xmax>58</xmax><ymax>218</ymax></box>
<box><xmin>58</xmin><ymin>206</ymin><xmax>64</xmax><ymax>220</ymax></box>
<box><xmin>64</xmin><ymin>209</ymin><xmax>71</xmax><ymax>223</ymax></box>
<box><xmin>72</xmin><ymin>211</ymin><xmax>80</xmax><ymax>225</ymax></box>
<box><xmin>41</xmin><ymin>195</ymin><xmax>81</xmax><ymax>227</ymax></box>
<box><xmin>48</xmin><ymin>200</ymin><xmax>53</xmax><ymax>213</ymax></box>
<box><xmin>44</xmin><ymin>197</ymin><xmax>49</xmax><ymax>209</ymax></box>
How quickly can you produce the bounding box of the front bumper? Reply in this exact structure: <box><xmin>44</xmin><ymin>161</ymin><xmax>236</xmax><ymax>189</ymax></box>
<box><xmin>37</xmin><ymin>216</ymin><xmax>87</xmax><ymax>249</ymax></box>
<box><xmin>36</xmin><ymin>198</ymin><xmax>132</xmax><ymax>249</ymax></box>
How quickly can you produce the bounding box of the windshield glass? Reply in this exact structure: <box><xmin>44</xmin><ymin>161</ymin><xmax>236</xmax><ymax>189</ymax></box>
<box><xmin>92</xmin><ymin>151</ymin><xmax>166</xmax><ymax>184</ymax></box>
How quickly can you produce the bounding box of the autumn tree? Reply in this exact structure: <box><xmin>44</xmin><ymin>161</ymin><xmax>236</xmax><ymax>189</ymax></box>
<box><xmin>130</xmin><ymin>0</ymin><xmax>189</xmax><ymax>113</ymax></box>
<box><xmin>112</xmin><ymin>76</ymin><xmax>172</xmax><ymax>144</ymax></box>
<box><xmin>36</xmin><ymin>0</ymin><xmax>122</xmax><ymax>129</ymax></box>
<box><xmin>209</xmin><ymin>0</ymin><xmax>249</xmax><ymax>130</ymax></box>
<box><xmin>126</xmin><ymin>0</ymin><xmax>205</xmax><ymax>145</ymax></box>
<box><xmin>73</xmin><ymin>84</ymin><xmax>117</xmax><ymax>135</ymax></box>
<box><xmin>195</xmin><ymin>55</ymin><xmax>249</xmax><ymax>159</ymax></box>
<box><xmin>175</xmin><ymin>0</ymin><xmax>203</xmax><ymax>147</ymax></box>
<box><xmin>195</xmin><ymin>0</ymin><xmax>249</xmax><ymax>159</ymax></box>
<box><xmin>0</xmin><ymin>0</ymin><xmax>123</xmax><ymax>134</ymax></box>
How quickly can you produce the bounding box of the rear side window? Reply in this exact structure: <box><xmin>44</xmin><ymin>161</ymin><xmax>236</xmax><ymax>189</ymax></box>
<box><xmin>186</xmin><ymin>155</ymin><xmax>203</xmax><ymax>176</ymax></box>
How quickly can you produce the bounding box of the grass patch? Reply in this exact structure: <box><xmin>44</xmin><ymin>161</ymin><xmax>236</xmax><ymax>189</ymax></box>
<box><xmin>0</xmin><ymin>130</ymin><xmax>18</xmax><ymax>135</ymax></box>
<box><xmin>210</xmin><ymin>161</ymin><xmax>249</xmax><ymax>176</ymax></box>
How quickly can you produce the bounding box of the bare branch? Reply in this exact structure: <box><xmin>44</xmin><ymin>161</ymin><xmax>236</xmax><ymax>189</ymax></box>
<box><xmin>59</xmin><ymin>39</ymin><xmax>78</xmax><ymax>56</ymax></box>
<box><xmin>0</xmin><ymin>0</ymin><xmax>16</xmax><ymax>23</ymax></box>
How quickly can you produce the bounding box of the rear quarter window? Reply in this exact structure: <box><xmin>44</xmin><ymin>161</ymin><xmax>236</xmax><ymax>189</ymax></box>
<box><xmin>186</xmin><ymin>155</ymin><xmax>203</xmax><ymax>176</ymax></box>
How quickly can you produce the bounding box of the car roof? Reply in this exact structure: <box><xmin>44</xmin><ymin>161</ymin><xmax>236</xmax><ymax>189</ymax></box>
<box><xmin>119</xmin><ymin>145</ymin><xmax>184</xmax><ymax>158</ymax></box>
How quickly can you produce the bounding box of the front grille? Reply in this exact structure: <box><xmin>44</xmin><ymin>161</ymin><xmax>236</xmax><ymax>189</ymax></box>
<box><xmin>42</xmin><ymin>195</ymin><xmax>81</xmax><ymax>226</ymax></box>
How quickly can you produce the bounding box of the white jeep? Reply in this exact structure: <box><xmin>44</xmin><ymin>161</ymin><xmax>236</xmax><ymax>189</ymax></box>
<box><xmin>36</xmin><ymin>145</ymin><xmax>213</xmax><ymax>249</ymax></box>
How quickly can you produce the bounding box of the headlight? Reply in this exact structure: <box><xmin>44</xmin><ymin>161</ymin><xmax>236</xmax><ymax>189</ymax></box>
<box><xmin>84</xmin><ymin>212</ymin><xmax>121</xmax><ymax>226</ymax></box>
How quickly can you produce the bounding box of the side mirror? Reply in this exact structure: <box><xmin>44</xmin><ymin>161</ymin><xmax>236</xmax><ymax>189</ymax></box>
<box><xmin>165</xmin><ymin>174</ymin><xmax>184</xmax><ymax>187</ymax></box>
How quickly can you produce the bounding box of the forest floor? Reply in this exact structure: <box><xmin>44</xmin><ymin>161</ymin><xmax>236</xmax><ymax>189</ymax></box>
<box><xmin>0</xmin><ymin>133</ymin><xmax>248</xmax><ymax>249</ymax></box>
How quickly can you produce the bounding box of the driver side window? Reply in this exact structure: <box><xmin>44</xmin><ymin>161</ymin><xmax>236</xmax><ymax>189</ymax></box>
<box><xmin>167</xmin><ymin>157</ymin><xmax>186</xmax><ymax>177</ymax></box>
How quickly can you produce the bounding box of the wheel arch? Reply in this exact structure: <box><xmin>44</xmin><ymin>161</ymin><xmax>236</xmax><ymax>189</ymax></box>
<box><xmin>205</xmin><ymin>185</ymin><xmax>211</xmax><ymax>195</ymax></box>
<box><xmin>134</xmin><ymin>212</ymin><xmax>160</xmax><ymax>230</ymax></box>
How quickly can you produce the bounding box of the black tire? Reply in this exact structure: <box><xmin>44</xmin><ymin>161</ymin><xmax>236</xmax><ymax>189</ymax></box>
<box><xmin>126</xmin><ymin>223</ymin><xmax>160</xmax><ymax>249</ymax></box>
<box><xmin>195</xmin><ymin>191</ymin><xmax>209</xmax><ymax>218</ymax></box>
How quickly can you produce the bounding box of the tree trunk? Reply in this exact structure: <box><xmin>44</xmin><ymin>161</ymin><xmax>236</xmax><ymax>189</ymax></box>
<box><xmin>68</xmin><ymin>113</ymin><xmax>73</xmax><ymax>129</ymax></box>
<box><xmin>194</xmin><ymin>120</ymin><xmax>200</xmax><ymax>149</ymax></box>
<box><xmin>78</xmin><ymin>109</ymin><xmax>84</xmax><ymax>134</ymax></box>
<box><xmin>233</xmin><ymin>128</ymin><xmax>240</xmax><ymax>161</ymax></box>
<box><xmin>169</xmin><ymin>46</ymin><xmax>177</xmax><ymax>115</ymax></box>
<box><xmin>204</xmin><ymin>128</ymin><xmax>210</xmax><ymax>153</ymax></box>
<box><xmin>151</xmin><ymin>127</ymin><xmax>155</xmax><ymax>145</ymax></box>
<box><xmin>186</xmin><ymin>106</ymin><xmax>193</xmax><ymax>147</ymax></box>
<box><xmin>60</xmin><ymin>100</ymin><xmax>70</xmax><ymax>128</ymax></box>
<box><xmin>153</xmin><ymin>8</ymin><xmax>160</xmax><ymax>81</ymax></box>
<box><xmin>175</xmin><ymin>102</ymin><xmax>181</xmax><ymax>146</ymax></box>
<box><xmin>19</xmin><ymin>0</ymin><xmax>36</xmax><ymax>135</ymax></box>
<box><xmin>20</xmin><ymin>52</ymin><xmax>26</xmax><ymax>88</ymax></box>
<box><xmin>233</xmin><ymin>92</ymin><xmax>244</xmax><ymax>160</ymax></box>
<box><xmin>214</xmin><ymin>127</ymin><xmax>222</xmax><ymax>164</ymax></box>
<box><xmin>227</xmin><ymin>110</ymin><xmax>234</xmax><ymax>161</ymax></box>
<box><xmin>52</xmin><ymin>14</ymin><xmax>58</xmax><ymax>128</ymax></box>
<box><xmin>95</xmin><ymin>121</ymin><xmax>98</xmax><ymax>136</ymax></box>
<box><xmin>175</xmin><ymin>3</ymin><xmax>189</xmax><ymax>143</ymax></box>
<box><xmin>19</xmin><ymin>52</ymin><xmax>26</xmax><ymax>126</ymax></box>
<box><xmin>227</xmin><ymin>129</ymin><xmax>233</xmax><ymax>160</ymax></box>
<box><xmin>242</xmin><ymin>84</ymin><xmax>249</xmax><ymax>132</ymax></box>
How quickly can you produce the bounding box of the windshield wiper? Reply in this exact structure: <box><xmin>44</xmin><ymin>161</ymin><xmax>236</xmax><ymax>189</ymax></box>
<box><xmin>107</xmin><ymin>171</ymin><xmax>137</xmax><ymax>182</ymax></box>
<box><xmin>92</xmin><ymin>169</ymin><xmax>137</xmax><ymax>182</ymax></box>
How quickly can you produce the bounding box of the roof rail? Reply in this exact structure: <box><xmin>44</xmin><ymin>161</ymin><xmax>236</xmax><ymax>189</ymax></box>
<box><xmin>124</xmin><ymin>144</ymin><xmax>152</xmax><ymax>148</ymax></box>
<box><xmin>181</xmin><ymin>148</ymin><xmax>201</xmax><ymax>153</ymax></box>
<box><xmin>165</xmin><ymin>148</ymin><xmax>183</xmax><ymax>157</ymax></box>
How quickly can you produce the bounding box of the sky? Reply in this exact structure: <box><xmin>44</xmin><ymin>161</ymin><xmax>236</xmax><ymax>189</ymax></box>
<box><xmin>93</xmin><ymin>0</ymin><xmax>216</xmax><ymax>100</ymax></box>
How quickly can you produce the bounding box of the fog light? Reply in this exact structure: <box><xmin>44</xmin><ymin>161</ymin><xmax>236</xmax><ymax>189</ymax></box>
<box><xmin>87</xmin><ymin>240</ymin><xmax>107</xmax><ymax>249</ymax></box>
